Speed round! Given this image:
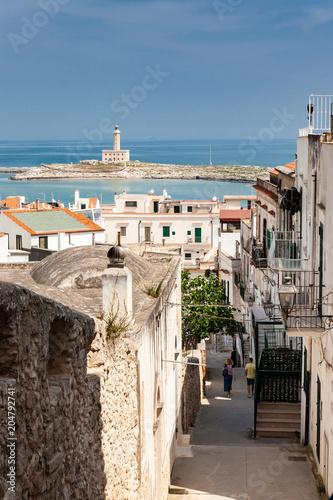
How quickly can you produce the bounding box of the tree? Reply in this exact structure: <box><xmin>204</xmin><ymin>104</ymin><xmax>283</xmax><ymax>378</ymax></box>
<box><xmin>181</xmin><ymin>270</ymin><xmax>237</xmax><ymax>348</ymax></box>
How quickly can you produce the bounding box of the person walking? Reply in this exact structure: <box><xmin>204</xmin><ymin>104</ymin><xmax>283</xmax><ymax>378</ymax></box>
<box><xmin>223</xmin><ymin>358</ymin><xmax>236</xmax><ymax>398</ymax></box>
<box><xmin>245</xmin><ymin>357</ymin><xmax>256</xmax><ymax>398</ymax></box>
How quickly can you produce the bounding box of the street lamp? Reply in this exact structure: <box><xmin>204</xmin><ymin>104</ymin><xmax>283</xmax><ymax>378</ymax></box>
<box><xmin>277</xmin><ymin>276</ymin><xmax>298</xmax><ymax>325</ymax></box>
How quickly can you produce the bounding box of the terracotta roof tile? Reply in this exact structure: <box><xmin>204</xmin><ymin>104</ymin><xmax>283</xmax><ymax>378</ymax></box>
<box><xmin>0</xmin><ymin>196</ymin><xmax>21</xmax><ymax>209</ymax></box>
<box><xmin>252</xmin><ymin>185</ymin><xmax>278</xmax><ymax>201</ymax></box>
<box><xmin>219</xmin><ymin>209</ymin><xmax>251</xmax><ymax>221</ymax></box>
<box><xmin>269</xmin><ymin>168</ymin><xmax>279</xmax><ymax>175</ymax></box>
<box><xmin>88</xmin><ymin>198</ymin><xmax>98</xmax><ymax>208</ymax></box>
<box><xmin>284</xmin><ymin>162</ymin><xmax>295</xmax><ymax>171</ymax></box>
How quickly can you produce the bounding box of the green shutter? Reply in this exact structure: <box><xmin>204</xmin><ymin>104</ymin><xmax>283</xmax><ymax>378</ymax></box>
<box><xmin>267</xmin><ymin>229</ymin><xmax>271</xmax><ymax>249</ymax></box>
<box><xmin>163</xmin><ymin>226</ymin><xmax>170</xmax><ymax>237</ymax></box>
<box><xmin>194</xmin><ymin>227</ymin><xmax>201</xmax><ymax>243</ymax></box>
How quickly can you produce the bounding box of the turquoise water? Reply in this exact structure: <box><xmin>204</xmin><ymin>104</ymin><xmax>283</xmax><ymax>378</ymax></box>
<box><xmin>0</xmin><ymin>139</ymin><xmax>296</xmax><ymax>169</ymax></box>
<box><xmin>0</xmin><ymin>174</ymin><xmax>255</xmax><ymax>206</ymax></box>
<box><xmin>0</xmin><ymin>139</ymin><xmax>296</xmax><ymax>205</ymax></box>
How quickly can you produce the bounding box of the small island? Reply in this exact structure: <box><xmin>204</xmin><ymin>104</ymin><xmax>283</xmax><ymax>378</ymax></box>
<box><xmin>9</xmin><ymin>160</ymin><xmax>269</xmax><ymax>182</ymax></box>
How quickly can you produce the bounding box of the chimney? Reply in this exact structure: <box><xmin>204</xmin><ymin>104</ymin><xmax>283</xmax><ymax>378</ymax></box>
<box><xmin>102</xmin><ymin>232</ymin><xmax>133</xmax><ymax>321</ymax></box>
<box><xmin>74</xmin><ymin>190</ymin><xmax>80</xmax><ymax>207</ymax></box>
<box><xmin>36</xmin><ymin>198</ymin><xmax>40</xmax><ymax>210</ymax></box>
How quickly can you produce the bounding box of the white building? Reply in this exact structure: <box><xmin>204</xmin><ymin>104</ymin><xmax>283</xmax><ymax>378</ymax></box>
<box><xmin>102</xmin><ymin>125</ymin><xmax>130</xmax><ymax>162</ymax></box>
<box><xmin>103</xmin><ymin>190</ymin><xmax>221</xmax><ymax>269</ymax></box>
<box><xmin>0</xmin><ymin>233</ymin><xmax>29</xmax><ymax>263</ymax></box>
<box><xmin>0</xmin><ymin>208</ymin><xmax>105</xmax><ymax>254</ymax></box>
<box><xmin>287</xmin><ymin>107</ymin><xmax>333</xmax><ymax>496</ymax></box>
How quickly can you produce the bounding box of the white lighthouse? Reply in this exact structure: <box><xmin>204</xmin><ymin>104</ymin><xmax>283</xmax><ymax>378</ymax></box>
<box><xmin>102</xmin><ymin>125</ymin><xmax>130</xmax><ymax>163</ymax></box>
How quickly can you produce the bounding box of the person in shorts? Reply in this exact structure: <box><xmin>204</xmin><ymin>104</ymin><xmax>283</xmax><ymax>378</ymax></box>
<box><xmin>245</xmin><ymin>357</ymin><xmax>256</xmax><ymax>398</ymax></box>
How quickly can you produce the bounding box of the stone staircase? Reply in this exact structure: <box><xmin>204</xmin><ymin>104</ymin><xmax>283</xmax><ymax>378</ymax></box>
<box><xmin>256</xmin><ymin>402</ymin><xmax>301</xmax><ymax>438</ymax></box>
<box><xmin>243</xmin><ymin>336</ymin><xmax>250</xmax><ymax>361</ymax></box>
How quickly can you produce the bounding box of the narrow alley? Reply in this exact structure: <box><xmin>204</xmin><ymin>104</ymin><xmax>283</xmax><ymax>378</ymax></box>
<box><xmin>169</xmin><ymin>346</ymin><xmax>322</xmax><ymax>500</ymax></box>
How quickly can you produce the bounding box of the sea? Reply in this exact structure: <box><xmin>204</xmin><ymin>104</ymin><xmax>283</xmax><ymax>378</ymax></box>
<box><xmin>0</xmin><ymin>139</ymin><xmax>296</xmax><ymax>206</ymax></box>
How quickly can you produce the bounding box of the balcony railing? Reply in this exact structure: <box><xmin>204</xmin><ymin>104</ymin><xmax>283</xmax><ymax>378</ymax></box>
<box><xmin>307</xmin><ymin>94</ymin><xmax>333</xmax><ymax>133</ymax></box>
<box><xmin>267</xmin><ymin>231</ymin><xmax>301</xmax><ymax>269</ymax></box>
<box><xmin>274</xmin><ymin>267</ymin><xmax>326</xmax><ymax>330</ymax></box>
<box><xmin>252</xmin><ymin>244</ymin><xmax>267</xmax><ymax>268</ymax></box>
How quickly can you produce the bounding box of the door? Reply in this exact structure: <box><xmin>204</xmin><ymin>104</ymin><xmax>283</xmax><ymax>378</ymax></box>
<box><xmin>194</xmin><ymin>227</ymin><xmax>201</xmax><ymax>243</ymax></box>
<box><xmin>263</xmin><ymin>218</ymin><xmax>267</xmax><ymax>254</ymax></box>
<box><xmin>144</xmin><ymin>227</ymin><xmax>151</xmax><ymax>242</ymax></box>
<box><xmin>16</xmin><ymin>235</ymin><xmax>22</xmax><ymax>250</ymax></box>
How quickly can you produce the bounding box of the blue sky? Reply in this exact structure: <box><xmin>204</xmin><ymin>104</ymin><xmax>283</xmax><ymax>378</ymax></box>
<box><xmin>1</xmin><ymin>0</ymin><xmax>333</xmax><ymax>141</ymax></box>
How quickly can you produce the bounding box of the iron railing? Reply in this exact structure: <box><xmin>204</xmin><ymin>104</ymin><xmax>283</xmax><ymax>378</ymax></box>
<box><xmin>254</xmin><ymin>348</ymin><xmax>302</xmax><ymax>437</ymax></box>
<box><xmin>252</xmin><ymin>245</ymin><xmax>267</xmax><ymax>268</ymax></box>
<box><xmin>308</xmin><ymin>94</ymin><xmax>333</xmax><ymax>132</ymax></box>
<box><xmin>267</xmin><ymin>230</ymin><xmax>301</xmax><ymax>263</ymax></box>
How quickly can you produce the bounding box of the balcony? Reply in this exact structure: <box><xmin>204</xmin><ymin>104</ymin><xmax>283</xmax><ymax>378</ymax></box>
<box><xmin>267</xmin><ymin>231</ymin><xmax>301</xmax><ymax>269</ymax></box>
<box><xmin>275</xmin><ymin>267</ymin><xmax>326</xmax><ymax>332</ymax></box>
<box><xmin>240</xmin><ymin>282</ymin><xmax>255</xmax><ymax>302</ymax></box>
<box><xmin>252</xmin><ymin>244</ymin><xmax>267</xmax><ymax>268</ymax></box>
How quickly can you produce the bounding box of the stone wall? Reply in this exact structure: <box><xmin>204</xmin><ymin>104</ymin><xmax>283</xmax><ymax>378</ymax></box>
<box><xmin>88</xmin><ymin>323</ymin><xmax>140</xmax><ymax>500</ymax></box>
<box><xmin>0</xmin><ymin>254</ymin><xmax>183</xmax><ymax>499</ymax></box>
<box><xmin>181</xmin><ymin>356</ymin><xmax>201</xmax><ymax>434</ymax></box>
<box><xmin>0</xmin><ymin>282</ymin><xmax>106</xmax><ymax>500</ymax></box>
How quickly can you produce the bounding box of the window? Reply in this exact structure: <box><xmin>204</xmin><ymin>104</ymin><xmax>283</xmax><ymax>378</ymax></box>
<box><xmin>172</xmin><ymin>231</ymin><xmax>175</xmax><ymax>235</ymax></box>
<box><xmin>80</xmin><ymin>204</ymin><xmax>86</xmax><ymax>210</ymax></box>
<box><xmin>16</xmin><ymin>235</ymin><xmax>22</xmax><ymax>250</ymax></box>
<box><xmin>163</xmin><ymin>226</ymin><xmax>170</xmax><ymax>237</ymax></box>
<box><xmin>120</xmin><ymin>227</ymin><xmax>126</xmax><ymax>237</ymax></box>
<box><xmin>187</xmin><ymin>230</ymin><xmax>191</xmax><ymax>235</ymax></box>
<box><xmin>125</xmin><ymin>201</ymin><xmax>137</xmax><ymax>207</ymax></box>
<box><xmin>194</xmin><ymin>227</ymin><xmax>202</xmax><ymax>243</ymax></box>
<box><xmin>39</xmin><ymin>236</ymin><xmax>48</xmax><ymax>249</ymax></box>
<box><xmin>174</xmin><ymin>206</ymin><xmax>180</xmax><ymax>213</ymax></box>
<box><xmin>153</xmin><ymin>201</ymin><xmax>159</xmax><ymax>213</ymax></box>
<box><xmin>187</xmin><ymin>206</ymin><xmax>193</xmax><ymax>213</ymax></box>
<box><xmin>184</xmin><ymin>253</ymin><xmax>192</xmax><ymax>260</ymax></box>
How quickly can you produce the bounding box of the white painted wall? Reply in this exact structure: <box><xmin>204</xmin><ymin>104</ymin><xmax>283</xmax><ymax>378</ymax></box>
<box><xmin>0</xmin><ymin>214</ymin><xmax>31</xmax><ymax>249</ymax></box>
<box><xmin>296</xmin><ymin>134</ymin><xmax>333</xmax><ymax>497</ymax></box>
<box><xmin>0</xmin><ymin>235</ymin><xmax>8</xmax><ymax>262</ymax></box>
<box><xmin>136</xmin><ymin>262</ymin><xmax>182</xmax><ymax>498</ymax></box>
<box><xmin>104</xmin><ymin>213</ymin><xmax>220</xmax><ymax>247</ymax></box>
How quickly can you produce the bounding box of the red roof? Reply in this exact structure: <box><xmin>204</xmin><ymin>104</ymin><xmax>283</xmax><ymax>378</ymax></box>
<box><xmin>219</xmin><ymin>209</ymin><xmax>251</xmax><ymax>222</ymax></box>
<box><xmin>0</xmin><ymin>196</ymin><xmax>21</xmax><ymax>209</ymax></box>
<box><xmin>88</xmin><ymin>198</ymin><xmax>99</xmax><ymax>208</ymax></box>
<box><xmin>284</xmin><ymin>162</ymin><xmax>295</xmax><ymax>171</ymax></box>
<box><xmin>252</xmin><ymin>185</ymin><xmax>278</xmax><ymax>201</ymax></box>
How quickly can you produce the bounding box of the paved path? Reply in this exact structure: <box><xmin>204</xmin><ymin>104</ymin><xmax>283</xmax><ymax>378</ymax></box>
<box><xmin>169</xmin><ymin>347</ymin><xmax>322</xmax><ymax>500</ymax></box>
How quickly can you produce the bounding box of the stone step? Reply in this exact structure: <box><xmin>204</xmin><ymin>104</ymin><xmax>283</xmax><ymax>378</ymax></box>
<box><xmin>256</xmin><ymin>427</ymin><xmax>300</xmax><ymax>438</ymax></box>
<box><xmin>258</xmin><ymin>402</ymin><xmax>301</xmax><ymax>411</ymax></box>
<box><xmin>256</xmin><ymin>418</ymin><xmax>301</xmax><ymax>429</ymax></box>
<box><xmin>257</xmin><ymin>409</ymin><xmax>301</xmax><ymax>420</ymax></box>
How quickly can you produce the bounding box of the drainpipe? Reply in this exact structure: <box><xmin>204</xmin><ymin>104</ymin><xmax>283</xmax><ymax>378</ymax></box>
<box><xmin>138</xmin><ymin>220</ymin><xmax>141</xmax><ymax>243</ymax></box>
<box><xmin>309</xmin><ymin>167</ymin><xmax>316</xmax><ymax>306</ymax></box>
